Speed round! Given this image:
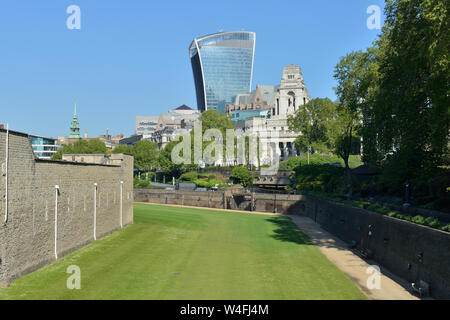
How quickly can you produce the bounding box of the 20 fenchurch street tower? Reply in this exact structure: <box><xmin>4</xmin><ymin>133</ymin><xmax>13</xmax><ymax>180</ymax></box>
<box><xmin>189</xmin><ymin>31</ymin><xmax>256</xmax><ymax>113</ymax></box>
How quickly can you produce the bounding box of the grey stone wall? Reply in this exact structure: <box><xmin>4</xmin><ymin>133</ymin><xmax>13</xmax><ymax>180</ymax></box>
<box><xmin>134</xmin><ymin>188</ymin><xmax>226</xmax><ymax>209</ymax></box>
<box><xmin>0</xmin><ymin>129</ymin><xmax>134</xmax><ymax>283</ymax></box>
<box><xmin>298</xmin><ymin>197</ymin><xmax>450</xmax><ymax>300</ymax></box>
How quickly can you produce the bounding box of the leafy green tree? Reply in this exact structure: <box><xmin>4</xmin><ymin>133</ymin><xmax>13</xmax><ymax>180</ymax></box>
<box><xmin>87</xmin><ymin>139</ymin><xmax>109</xmax><ymax>154</ymax></box>
<box><xmin>133</xmin><ymin>140</ymin><xmax>159</xmax><ymax>171</ymax></box>
<box><xmin>52</xmin><ymin>139</ymin><xmax>108</xmax><ymax>159</ymax></box>
<box><xmin>336</xmin><ymin>0</ymin><xmax>450</xmax><ymax>198</ymax></box>
<box><xmin>158</xmin><ymin>140</ymin><xmax>193</xmax><ymax>178</ymax></box>
<box><xmin>190</xmin><ymin>110</ymin><xmax>235</xmax><ymax>165</ymax></box>
<box><xmin>231</xmin><ymin>166</ymin><xmax>253</xmax><ymax>187</ymax></box>
<box><xmin>332</xmin><ymin>50</ymin><xmax>375</xmax><ymax>195</ymax></box>
<box><xmin>288</xmin><ymin>98</ymin><xmax>337</xmax><ymax>155</ymax></box>
<box><xmin>112</xmin><ymin>144</ymin><xmax>134</xmax><ymax>155</ymax></box>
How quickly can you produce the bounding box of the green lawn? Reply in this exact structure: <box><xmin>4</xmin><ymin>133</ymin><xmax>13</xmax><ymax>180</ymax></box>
<box><xmin>0</xmin><ymin>203</ymin><xmax>365</xmax><ymax>300</ymax></box>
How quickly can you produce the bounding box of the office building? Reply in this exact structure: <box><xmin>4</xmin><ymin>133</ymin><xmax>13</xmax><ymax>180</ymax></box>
<box><xmin>189</xmin><ymin>31</ymin><xmax>255</xmax><ymax>113</ymax></box>
<box><xmin>29</xmin><ymin>135</ymin><xmax>59</xmax><ymax>159</ymax></box>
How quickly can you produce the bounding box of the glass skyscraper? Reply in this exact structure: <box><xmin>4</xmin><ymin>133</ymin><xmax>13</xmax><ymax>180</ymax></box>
<box><xmin>189</xmin><ymin>31</ymin><xmax>255</xmax><ymax>113</ymax></box>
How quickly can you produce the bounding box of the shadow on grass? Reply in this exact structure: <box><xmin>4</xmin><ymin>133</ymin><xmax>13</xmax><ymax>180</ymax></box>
<box><xmin>266</xmin><ymin>216</ymin><xmax>312</xmax><ymax>245</ymax></box>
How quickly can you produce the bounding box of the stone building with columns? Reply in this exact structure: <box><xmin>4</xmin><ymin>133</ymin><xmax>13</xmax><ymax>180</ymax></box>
<box><xmin>235</xmin><ymin>64</ymin><xmax>311</xmax><ymax>166</ymax></box>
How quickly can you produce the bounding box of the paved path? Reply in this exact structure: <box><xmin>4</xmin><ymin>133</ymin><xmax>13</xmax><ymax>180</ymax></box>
<box><xmin>288</xmin><ymin>215</ymin><xmax>419</xmax><ymax>300</ymax></box>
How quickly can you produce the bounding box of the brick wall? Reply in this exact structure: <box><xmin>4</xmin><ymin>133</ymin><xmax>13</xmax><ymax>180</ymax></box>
<box><xmin>0</xmin><ymin>129</ymin><xmax>134</xmax><ymax>283</ymax></box>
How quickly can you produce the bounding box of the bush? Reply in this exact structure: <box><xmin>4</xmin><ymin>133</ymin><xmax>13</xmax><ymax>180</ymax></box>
<box><xmin>231</xmin><ymin>166</ymin><xmax>253</xmax><ymax>187</ymax></box>
<box><xmin>424</xmin><ymin>217</ymin><xmax>442</xmax><ymax>229</ymax></box>
<box><xmin>293</xmin><ymin>164</ymin><xmax>345</xmax><ymax>193</ymax></box>
<box><xmin>279</xmin><ymin>154</ymin><xmax>362</xmax><ymax>170</ymax></box>
<box><xmin>194</xmin><ymin>180</ymin><xmax>211</xmax><ymax>188</ymax></box>
<box><xmin>179</xmin><ymin>171</ymin><xmax>198</xmax><ymax>183</ymax></box>
<box><xmin>412</xmin><ymin>215</ymin><xmax>426</xmax><ymax>225</ymax></box>
<box><xmin>139</xmin><ymin>180</ymin><xmax>150</xmax><ymax>188</ymax></box>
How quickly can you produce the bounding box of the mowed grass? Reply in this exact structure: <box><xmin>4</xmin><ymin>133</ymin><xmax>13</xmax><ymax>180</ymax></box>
<box><xmin>0</xmin><ymin>203</ymin><xmax>366</xmax><ymax>300</ymax></box>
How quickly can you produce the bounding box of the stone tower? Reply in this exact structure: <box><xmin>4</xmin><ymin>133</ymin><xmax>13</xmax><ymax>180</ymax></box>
<box><xmin>69</xmin><ymin>102</ymin><xmax>81</xmax><ymax>138</ymax></box>
<box><xmin>275</xmin><ymin>64</ymin><xmax>311</xmax><ymax>117</ymax></box>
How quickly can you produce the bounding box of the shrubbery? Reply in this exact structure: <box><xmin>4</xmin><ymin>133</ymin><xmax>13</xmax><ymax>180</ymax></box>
<box><xmin>305</xmin><ymin>191</ymin><xmax>449</xmax><ymax>233</ymax></box>
<box><xmin>279</xmin><ymin>154</ymin><xmax>362</xmax><ymax>171</ymax></box>
<box><xmin>294</xmin><ymin>164</ymin><xmax>345</xmax><ymax>194</ymax></box>
<box><xmin>193</xmin><ymin>179</ymin><xmax>225</xmax><ymax>189</ymax></box>
<box><xmin>180</xmin><ymin>171</ymin><xmax>230</xmax><ymax>189</ymax></box>
<box><xmin>179</xmin><ymin>171</ymin><xmax>198</xmax><ymax>183</ymax></box>
<box><xmin>231</xmin><ymin>166</ymin><xmax>253</xmax><ymax>187</ymax></box>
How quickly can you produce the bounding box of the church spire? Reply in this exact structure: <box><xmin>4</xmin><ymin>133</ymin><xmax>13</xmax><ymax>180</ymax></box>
<box><xmin>69</xmin><ymin>98</ymin><xmax>81</xmax><ymax>139</ymax></box>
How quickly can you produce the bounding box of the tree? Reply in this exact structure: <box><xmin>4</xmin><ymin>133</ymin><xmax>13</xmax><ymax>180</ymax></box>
<box><xmin>288</xmin><ymin>98</ymin><xmax>337</xmax><ymax>156</ymax></box>
<box><xmin>357</xmin><ymin>0</ymin><xmax>449</xmax><ymax>195</ymax></box>
<box><xmin>231</xmin><ymin>166</ymin><xmax>253</xmax><ymax>187</ymax></box>
<box><xmin>133</xmin><ymin>140</ymin><xmax>159</xmax><ymax>171</ymax></box>
<box><xmin>332</xmin><ymin>50</ymin><xmax>373</xmax><ymax>196</ymax></box>
<box><xmin>52</xmin><ymin>139</ymin><xmax>108</xmax><ymax>159</ymax></box>
<box><xmin>112</xmin><ymin>144</ymin><xmax>134</xmax><ymax>155</ymax></box>
<box><xmin>190</xmin><ymin>110</ymin><xmax>235</xmax><ymax>166</ymax></box>
<box><xmin>371</xmin><ymin>0</ymin><xmax>450</xmax><ymax>188</ymax></box>
<box><xmin>158</xmin><ymin>140</ymin><xmax>196</xmax><ymax>178</ymax></box>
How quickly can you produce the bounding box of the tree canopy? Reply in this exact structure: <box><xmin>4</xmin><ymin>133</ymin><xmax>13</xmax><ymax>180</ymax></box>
<box><xmin>52</xmin><ymin>139</ymin><xmax>108</xmax><ymax>159</ymax></box>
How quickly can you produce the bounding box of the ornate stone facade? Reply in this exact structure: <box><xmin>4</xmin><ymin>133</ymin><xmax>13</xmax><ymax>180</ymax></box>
<box><xmin>237</xmin><ymin>64</ymin><xmax>311</xmax><ymax>165</ymax></box>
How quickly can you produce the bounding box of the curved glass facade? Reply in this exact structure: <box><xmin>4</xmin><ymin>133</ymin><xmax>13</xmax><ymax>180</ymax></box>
<box><xmin>190</xmin><ymin>31</ymin><xmax>255</xmax><ymax>113</ymax></box>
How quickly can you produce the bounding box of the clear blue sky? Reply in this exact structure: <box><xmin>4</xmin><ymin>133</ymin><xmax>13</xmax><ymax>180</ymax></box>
<box><xmin>0</xmin><ymin>0</ymin><xmax>384</xmax><ymax>138</ymax></box>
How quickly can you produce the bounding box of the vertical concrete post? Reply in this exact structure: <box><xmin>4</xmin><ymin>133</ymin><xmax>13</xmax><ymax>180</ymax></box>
<box><xmin>54</xmin><ymin>185</ymin><xmax>60</xmax><ymax>259</ymax></box>
<box><xmin>120</xmin><ymin>181</ymin><xmax>123</xmax><ymax>228</ymax></box>
<box><xmin>94</xmin><ymin>183</ymin><xmax>97</xmax><ymax>240</ymax></box>
<box><xmin>4</xmin><ymin>123</ymin><xmax>9</xmax><ymax>224</ymax></box>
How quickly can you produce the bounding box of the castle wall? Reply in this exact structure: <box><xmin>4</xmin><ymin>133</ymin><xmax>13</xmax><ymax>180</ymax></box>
<box><xmin>0</xmin><ymin>129</ymin><xmax>134</xmax><ymax>283</ymax></box>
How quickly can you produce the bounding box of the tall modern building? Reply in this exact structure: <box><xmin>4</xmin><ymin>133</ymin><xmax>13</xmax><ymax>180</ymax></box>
<box><xmin>189</xmin><ymin>31</ymin><xmax>256</xmax><ymax>113</ymax></box>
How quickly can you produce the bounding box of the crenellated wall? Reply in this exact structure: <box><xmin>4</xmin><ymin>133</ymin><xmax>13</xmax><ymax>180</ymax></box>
<box><xmin>0</xmin><ymin>129</ymin><xmax>134</xmax><ymax>283</ymax></box>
